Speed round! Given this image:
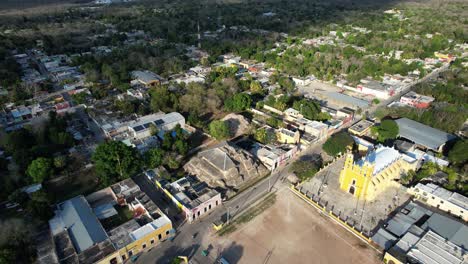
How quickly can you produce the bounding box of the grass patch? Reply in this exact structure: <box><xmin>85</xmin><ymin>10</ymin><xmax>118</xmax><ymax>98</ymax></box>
<box><xmin>218</xmin><ymin>192</ymin><xmax>277</xmax><ymax>236</ymax></box>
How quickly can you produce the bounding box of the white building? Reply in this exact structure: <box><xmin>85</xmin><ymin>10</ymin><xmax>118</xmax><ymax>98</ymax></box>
<box><xmin>292</xmin><ymin>76</ymin><xmax>315</xmax><ymax>86</ymax></box>
<box><xmin>250</xmin><ymin>143</ymin><xmax>298</xmax><ymax>171</ymax></box>
<box><xmin>408</xmin><ymin>183</ymin><xmax>468</xmax><ymax>221</ymax></box>
<box><xmin>128</xmin><ymin>112</ymin><xmax>185</xmax><ymax>140</ymax></box>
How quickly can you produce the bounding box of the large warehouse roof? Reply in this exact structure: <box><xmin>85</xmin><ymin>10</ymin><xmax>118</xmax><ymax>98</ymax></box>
<box><xmin>395</xmin><ymin>118</ymin><xmax>455</xmax><ymax>150</ymax></box>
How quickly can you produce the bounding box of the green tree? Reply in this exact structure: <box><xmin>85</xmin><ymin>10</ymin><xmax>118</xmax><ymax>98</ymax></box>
<box><xmin>323</xmin><ymin>132</ymin><xmax>353</xmax><ymax>157</ymax></box>
<box><xmin>92</xmin><ymin>141</ymin><xmax>141</xmax><ymax>186</ymax></box>
<box><xmin>254</xmin><ymin>128</ymin><xmax>275</xmax><ymax>144</ymax></box>
<box><xmin>209</xmin><ymin>120</ymin><xmax>231</xmax><ymax>140</ymax></box>
<box><xmin>26</xmin><ymin>157</ymin><xmax>53</xmax><ymax>183</ymax></box>
<box><xmin>371</xmin><ymin>119</ymin><xmax>399</xmax><ymax>143</ymax></box>
<box><xmin>144</xmin><ymin>148</ymin><xmax>165</xmax><ymax>168</ymax></box>
<box><xmin>53</xmin><ymin>155</ymin><xmax>67</xmax><ymax>169</ymax></box>
<box><xmin>174</xmin><ymin>140</ymin><xmax>189</xmax><ymax>155</ymax></box>
<box><xmin>224</xmin><ymin>93</ymin><xmax>252</xmax><ymax>112</ymax></box>
<box><xmin>448</xmin><ymin>140</ymin><xmax>468</xmax><ymax>165</ymax></box>
<box><xmin>249</xmin><ymin>81</ymin><xmax>264</xmax><ymax>94</ymax></box>
<box><xmin>289</xmin><ymin>160</ymin><xmax>320</xmax><ymax>181</ymax></box>
<box><xmin>292</xmin><ymin>99</ymin><xmax>321</xmax><ymax>120</ymax></box>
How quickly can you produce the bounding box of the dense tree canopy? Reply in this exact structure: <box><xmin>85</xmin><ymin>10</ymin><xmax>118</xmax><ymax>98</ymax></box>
<box><xmin>26</xmin><ymin>157</ymin><xmax>53</xmax><ymax>183</ymax></box>
<box><xmin>323</xmin><ymin>132</ymin><xmax>353</xmax><ymax>157</ymax></box>
<box><xmin>448</xmin><ymin>140</ymin><xmax>468</xmax><ymax>165</ymax></box>
<box><xmin>224</xmin><ymin>93</ymin><xmax>252</xmax><ymax>112</ymax></box>
<box><xmin>290</xmin><ymin>160</ymin><xmax>321</xmax><ymax>181</ymax></box>
<box><xmin>371</xmin><ymin>119</ymin><xmax>399</xmax><ymax>143</ymax></box>
<box><xmin>92</xmin><ymin>141</ymin><xmax>142</xmax><ymax>186</ymax></box>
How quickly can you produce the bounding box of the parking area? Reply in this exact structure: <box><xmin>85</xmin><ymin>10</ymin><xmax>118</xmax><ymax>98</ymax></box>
<box><xmin>210</xmin><ymin>189</ymin><xmax>381</xmax><ymax>264</ymax></box>
<box><xmin>299</xmin><ymin>156</ymin><xmax>411</xmax><ymax>234</ymax></box>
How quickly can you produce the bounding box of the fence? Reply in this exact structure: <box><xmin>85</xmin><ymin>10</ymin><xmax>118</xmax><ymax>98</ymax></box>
<box><xmin>290</xmin><ymin>185</ymin><xmax>376</xmax><ymax>245</ymax></box>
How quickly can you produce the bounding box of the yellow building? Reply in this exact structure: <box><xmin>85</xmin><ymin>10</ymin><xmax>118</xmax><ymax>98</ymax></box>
<box><xmin>339</xmin><ymin>146</ymin><xmax>417</xmax><ymax>201</ymax></box>
<box><xmin>48</xmin><ymin>179</ymin><xmax>173</xmax><ymax>264</ymax></box>
<box><xmin>276</xmin><ymin>128</ymin><xmax>300</xmax><ymax>144</ymax></box>
<box><xmin>348</xmin><ymin>119</ymin><xmax>374</xmax><ymax>137</ymax></box>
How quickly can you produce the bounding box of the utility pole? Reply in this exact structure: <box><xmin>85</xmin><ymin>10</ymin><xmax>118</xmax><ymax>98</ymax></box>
<box><xmin>226</xmin><ymin>207</ymin><xmax>230</xmax><ymax>224</ymax></box>
<box><xmin>197</xmin><ymin>20</ymin><xmax>201</xmax><ymax>49</ymax></box>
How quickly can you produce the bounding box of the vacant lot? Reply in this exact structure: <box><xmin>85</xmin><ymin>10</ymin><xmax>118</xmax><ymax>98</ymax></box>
<box><xmin>212</xmin><ymin>190</ymin><xmax>381</xmax><ymax>264</ymax></box>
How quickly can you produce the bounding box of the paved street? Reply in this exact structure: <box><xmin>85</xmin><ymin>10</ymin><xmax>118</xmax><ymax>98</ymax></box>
<box><xmin>131</xmin><ymin>63</ymin><xmax>450</xmax><ymax>264</ymax></box>
<box><xmin>133</xmin><ymin>140</ymin><xmax>327</xmax><ymax>264</ymax></box>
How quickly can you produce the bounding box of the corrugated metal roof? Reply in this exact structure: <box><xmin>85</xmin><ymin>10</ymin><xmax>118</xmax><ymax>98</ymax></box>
<box><xmin>53</xmin><ymin>196</ymin><xmax>109</xmax><ymax>253</ymax></box>
<box><xmin>326</xmin><ymin>92</ymin><xmax>369</xmax><ymax>108</ymax></box>
<box><xmin>395</xmin><ymin>118</ymin><xmax>455</xmax><ymax>150</ymax></box>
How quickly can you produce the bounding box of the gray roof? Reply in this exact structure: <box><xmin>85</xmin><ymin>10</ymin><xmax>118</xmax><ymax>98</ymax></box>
<box><xmin>422</xmin><ymin>213</ymin><xmax>468</xmax><ymax>249</ymax></box>
<box><xmin>52</xmin><ymin>196</ymin><xmax>109</xmax><ymax>253</ymax></box>
<box><xmin>131</xmin><ymin>70</ymin><xmax>163</xmax><ymax>84</ymax></box>
<box><xmin>395</xmin><ymin>118</ymin><xmax>456</xmax><ymax>150</ymax></box>
<box><xmin>326</xmin><ymin>92</ymin><xmax>369</xmax><ymax>108</ymax></box>
<box><xmin>372</xmin><ymin>202</ymin><xmax>468</xmax><ymax>253</ymax></box>
<box><xmin>407</xmin><ymin>231</ymin><xmax>466</xmax><ymax>264</ymax></box>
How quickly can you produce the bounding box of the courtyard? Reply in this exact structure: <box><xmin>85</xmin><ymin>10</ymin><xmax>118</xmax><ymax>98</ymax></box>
<box><xmin>298</xmin><ymin>156</ymin><xmax>411</xmax><ymax>235</ymax></box>
<box><xmin>209</xmin><ymin>189</ymin><xmax>381</xmax><ymax>264</ymax></box>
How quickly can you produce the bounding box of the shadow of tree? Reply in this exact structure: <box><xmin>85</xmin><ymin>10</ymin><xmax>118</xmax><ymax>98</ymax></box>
<box><xmin>217</xmin><ymin>241</ymin><xmax>244</xmax><ymax>264</ymax></box>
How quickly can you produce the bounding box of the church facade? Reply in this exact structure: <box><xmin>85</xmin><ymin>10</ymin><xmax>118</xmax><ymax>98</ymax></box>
<box><xmin>339</xmin><ymin>146</ymin><xmax>417</xmax><ymax>201</ymax></box>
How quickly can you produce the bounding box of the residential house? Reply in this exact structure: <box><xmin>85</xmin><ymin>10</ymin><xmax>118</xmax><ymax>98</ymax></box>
<box><xmin>250</xmin><ymin>143</ymin><xmax>298</xmax><ymax>170</ymax></box>
<box><xmin>400</xmin><ymin>91</ymin><xmax>434</xmax><ymax>109</ymax></box>
<box><xmin>48</xmin><ymin>179</ymin><xmax>173</xmax><ymax>264</ymax></box>
<box><xmin>348</xmin><ymin>119</ymin><xmax>374</xmax><ymax>137</ymax></box>
<box><xmin>146</xmin><ymin>170</ymin><xmax>222</xmax><ymax>223</ymax></box>
<box><xmin>131</xmin><ymin>70</ymin><xmax>165</xmax><ymax>87</ymax></box>
<box><xmin>276</xmin><ymin>128</ymin><xmax>300</xmax><ymax>144</ymax></box>
<box><xmin>127</xmin><ymin>112</ymin><xmax>185</xmax><ymax>140</ymax></box>
<box><xmin>408</xmin><ymin>183</ymin><xmax>468</xmax><ymax>221</ymax></box>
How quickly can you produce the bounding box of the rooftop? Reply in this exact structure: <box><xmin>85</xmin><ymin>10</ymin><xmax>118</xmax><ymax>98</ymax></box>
<box><xmin>49</xmin><ymin>196</ymin><xmax>109</xmax><ymax>253</ymax></box>
<box><xmin>413</xmin><ymin>183</ymin><xmax>468</xmax><ymax>211</ymax></box>
<box><xmin>131</xmin><ymin>70</ymin><xmax>164</xmax><ymax>84</ymax></box>
<box><xmin>372</xmin><ymin>201</ymin><xmax>468</xmax><ymax>252</ymax></box>
<box><xmin>129</xmin><ymin>112</ymin><xmax>184</xmax><ymax>133</ymax></box>
<box><xmin>326</xmin><ymin>92</ymin><xmax>369</xmax><ymax>108</ymax></box>
<box><xmin>199</xmin><ymin>147</ymin><xmax>236</xmax><ymax>172</ymax></box>
<box><xmin>406</xmin><ymin>231</ymin><xmax>466</xmax><ymax>264</ymax></box>
<box><xmin>395</xmin><ymin>118</ymin><xmax>456</xmax><ymax>150</ymax></box>
<box><xmin>168</xmin><ymin>176</ymin><xmax>220</xmax><ymax>209</ymax></box>
<box><xmin>356</xmin><ymin>146</ymin><xmax>409</xmax><ymax>176</ymax></box>
<box><xmin>349</xmin><ymin>119</ymin><xmax>373</xmax><ymax>133</ymax></box>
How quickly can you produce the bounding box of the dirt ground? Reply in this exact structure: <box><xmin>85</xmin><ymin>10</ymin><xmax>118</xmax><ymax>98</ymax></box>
<box><xmin>211</xmin><ymin>189</ymin><xmax>382</xmax><ymax>264</ymax></box>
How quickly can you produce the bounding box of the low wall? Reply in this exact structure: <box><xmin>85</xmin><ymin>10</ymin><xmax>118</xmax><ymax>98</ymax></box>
<box><xmin>290</xmin><ymin>185</ymin><xmax>379</xmax><ymax>247</ymax></box>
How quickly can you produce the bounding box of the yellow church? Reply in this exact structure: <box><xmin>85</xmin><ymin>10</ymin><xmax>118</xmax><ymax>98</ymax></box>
<box><xmin>339</xmin><ymin>145</ymin><xmax>417</xmax><ymax>201</ymax></box>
